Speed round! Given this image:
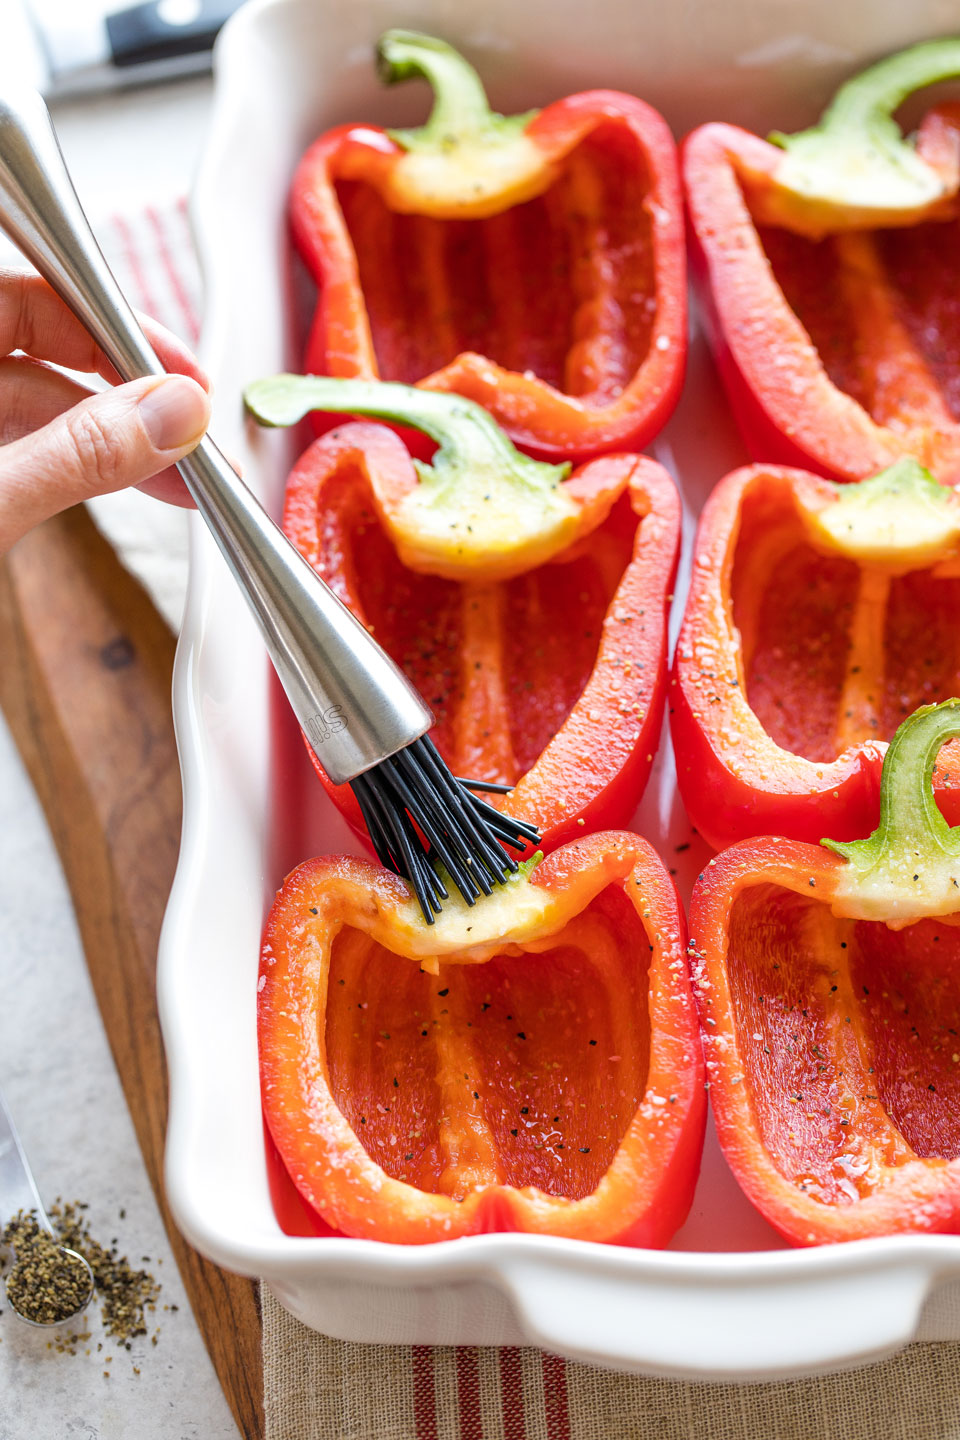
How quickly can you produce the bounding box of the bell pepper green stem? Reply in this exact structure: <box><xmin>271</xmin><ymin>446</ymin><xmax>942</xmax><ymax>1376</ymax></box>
<box><xmin>823</xmin><ymin>700</ymin><xmax>960</xmax><ymax>923</ymax></box>
<box><xmin>759</xmin><ymin>39</ymin><xmax>960</xmax><ymax>234</ymax></box>
<box><xmin>771</xmin><ymin>39</ymin><xmax>960</xmax><ymax>157</ymax></box>
<box><xmin>376</xmin><ymin>29</ymin><xmax>537</xmax><ymax>154</ymax></box>
<box><xmin>788</xmin><ymin>40</ymin><xmax>960</xmax><ymax>145</ymax></box>
<box><xmin>243</xmin><ymin>375</ymin><xmax>569</xmax><ymax>494</ymax></box>
<box><xmin>244</xmin><ymin>374</ymin><xmax>579</xmax><ymax>580</ymax></box>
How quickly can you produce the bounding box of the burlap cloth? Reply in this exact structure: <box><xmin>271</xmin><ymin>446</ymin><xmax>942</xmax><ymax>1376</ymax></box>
<box><xmin>261</xmin><ymin>1284</ymin><xmax>960</xmax><ymax>1439</ymax></box>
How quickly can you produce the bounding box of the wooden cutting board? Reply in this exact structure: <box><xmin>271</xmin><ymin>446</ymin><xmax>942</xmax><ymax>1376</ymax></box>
<box><xmin>0</xmin><ymin>504</ymin><xmax>264</xmax><ymax>1440</ymax></box>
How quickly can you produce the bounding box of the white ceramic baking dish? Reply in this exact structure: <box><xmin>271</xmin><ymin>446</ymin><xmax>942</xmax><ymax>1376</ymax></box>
<box><xmin>159</xmin><ymin>0</ymin><xmax>960</xmax><ymax>1379</ymax></box>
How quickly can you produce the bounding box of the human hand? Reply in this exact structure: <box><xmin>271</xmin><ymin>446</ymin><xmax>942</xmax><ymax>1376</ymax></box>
<box><xmin>0</xmin><ymin>270</ymin><xmax>212</xmax><ymax>554</ymax></box>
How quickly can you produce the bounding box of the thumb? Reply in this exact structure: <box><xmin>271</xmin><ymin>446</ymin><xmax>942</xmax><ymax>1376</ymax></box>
<box><xmin>0</xmin><ymin>373</ymin><xmax>210</xmax><ymax>553</ymax></box>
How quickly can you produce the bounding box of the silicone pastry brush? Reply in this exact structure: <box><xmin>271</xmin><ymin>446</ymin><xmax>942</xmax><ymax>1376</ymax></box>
<box><xmin>0</xmin><ymin>1083</ymin><xmax>94</xmax><ymax>1326</ymax></box>
<box><xmin>0</xmin><ymin>87</ymin><xmax>539</xmax><ymax>923</ymax></box>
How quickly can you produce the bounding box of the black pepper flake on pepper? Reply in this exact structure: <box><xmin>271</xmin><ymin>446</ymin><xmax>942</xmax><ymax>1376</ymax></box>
<box><xmin>579</xmin><ymin>1147</ymin><xmax>591</xmax><ymax>1154</ymax></box>
<box><xmin>393</xmin><ymin>1077</ymin><xmax>399</xmax><ymax>1088</ymax></box>
<box><xmin>438</xmin><ymin>989</ymin><xmax>449</xmax><ymax>998</ymax></box>
<box><xmin>589</xmin><ymin>1039</ymin><xmax>597</xmax><ymax>1046</ymax></box>
<box><xmin>510</xmin><ymin>1129</ymin><xmax>518</xmax><ymax>1137</ymax></box>
<box><xmin>516</xmin><ymin>1032</ymin><xmax>526</xmax><ymax>1040</ymax></box>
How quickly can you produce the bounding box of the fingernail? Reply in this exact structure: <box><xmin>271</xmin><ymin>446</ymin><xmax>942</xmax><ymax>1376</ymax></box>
<box><xmin>138</xmin><ymin>376</ymin><xmax>209</xmax><ymax>451</ymax></box>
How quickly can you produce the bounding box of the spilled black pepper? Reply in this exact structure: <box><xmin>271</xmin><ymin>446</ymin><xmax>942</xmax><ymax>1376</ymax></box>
<box><xmin>51</xmin><ymin>1202</ymin><xmax>161</xmax><ymax>1343</ymax></box>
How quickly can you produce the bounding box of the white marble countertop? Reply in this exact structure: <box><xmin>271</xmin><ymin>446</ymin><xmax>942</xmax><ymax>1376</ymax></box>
<box><xmin>0</xmin><ymin>75</ymin><xmax>239</xmax><ymax>1440</ymax></box>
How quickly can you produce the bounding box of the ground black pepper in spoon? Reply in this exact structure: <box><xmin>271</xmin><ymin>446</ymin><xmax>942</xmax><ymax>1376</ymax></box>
<box><xmin>1</xmin><ymin>1211</ymin><xmax>92</xmax><ymax>1326</ymax></box>
<box><xmin>0</xmin><ymin>1084</ymin><xmax>94</xmax><ymax>1327</ymax></box>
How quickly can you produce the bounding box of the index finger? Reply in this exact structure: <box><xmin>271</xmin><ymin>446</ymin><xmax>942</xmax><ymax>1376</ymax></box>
<box><xmin>0</xmin><ymin>269</ymin><xmax>209</xmax><ymax>388</ymax></box>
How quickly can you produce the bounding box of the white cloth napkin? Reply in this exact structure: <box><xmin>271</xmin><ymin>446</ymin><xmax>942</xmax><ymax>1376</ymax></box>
<box><xmin>83</xmin><ymin>197</ymin><xmax>202</xmax><ymax>630</ymax></box>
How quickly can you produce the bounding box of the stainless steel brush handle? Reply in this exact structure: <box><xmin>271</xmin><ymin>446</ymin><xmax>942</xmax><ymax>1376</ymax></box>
<box><xmin>0</xmin><ymin>87</ymin><xmax>431</xmax><ymax>784</ymax></box>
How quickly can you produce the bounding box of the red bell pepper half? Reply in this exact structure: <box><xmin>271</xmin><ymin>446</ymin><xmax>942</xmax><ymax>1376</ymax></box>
<box><xmin>671</xmin><ymin>457</ymin><xmax>960</xmax><ymax>850</ymax></box>
<box><xmin>259</xmin><ymin>832</ymin><xmax>705</xmax><ymax>1244</ymax></box>
<box><xmin>291</xmin><ymin>30</ymin><xmax>686</xmax><ymax>461</ymax></box>
<box><xmin>245</xmin><ymin>375</ymin><xmax>680</xmax><ymax>856</ymax></box>
<box><xmin>684</xmin><ymin>39</ymin><xmax>960</xmax><ymax>483</ymax></box>
<box><xmin>689</xmin><ymin>700</ymin><xmax>960</xmax><ymax>1244</ymax></box>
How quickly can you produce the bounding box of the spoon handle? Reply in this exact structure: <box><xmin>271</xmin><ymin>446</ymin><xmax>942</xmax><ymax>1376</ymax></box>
<box><xmin>0</xmin><ymin>1084</ymin><xmax>50</xmax><ymax>1232</ymax></box>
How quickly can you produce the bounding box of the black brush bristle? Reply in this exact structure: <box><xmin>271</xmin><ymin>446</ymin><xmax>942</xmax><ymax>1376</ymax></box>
<box><xmin>349</xmin><ymin>736</ymin><xmax>540</xmax><ymax>925</ymax></box>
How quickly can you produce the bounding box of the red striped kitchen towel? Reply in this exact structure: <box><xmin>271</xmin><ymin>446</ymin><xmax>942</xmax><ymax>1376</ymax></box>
<box><xmin>102</xmin><ymin>196</ymin><xmax>203</xmax><ymax>346</ymax></box>
<box><xmin>262</xmin><ymin>1286</ymin><xmax>960</xmax><ymax>1440</ymax></box>
<box><xmin>73</xmin><ymin>197</ymin><xmax>204</xmax><ymax>631</ymax></box>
